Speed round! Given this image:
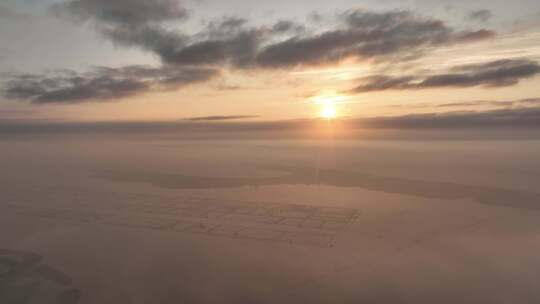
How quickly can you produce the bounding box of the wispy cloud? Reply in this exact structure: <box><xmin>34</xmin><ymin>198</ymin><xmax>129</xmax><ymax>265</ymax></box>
<box><xmin>0</xmin><ymin>1</ymin><xmax>497</xmax><ymax>104</ymax></box>
<box><xmin>360</xmin><ymin>107</ymin><xmax>540</xmax><ymax>129</ymax></box>
<box><xmin>0</xmin><ymin>4</ymin><xmax>29</xmax><ymax>20</ymax></box>
<box><xmin>2</xmin><ymin>106</ymin><xmax>540</xmax><ymax>136</ymax></box>
<box><xmin>352</xmin><ymin>59</ymin><xmax>540</xmax><ymax>92</ymax></box>
<box><xmin>51</xmin><ymin>0</ymin><xmax>188</xmax><ymax>25</ymax></box>
<box><xmin>2</xmin><ymin>66</ymin><xmax>218</xmax><ymax>104</ymax></box>
<box><xmin>388</xmin><ymin>98</ymin><xmax>540</xmax><ymax>109</ymax></box>
<box><xmin>467</xmin><ymin>9</ymin><xmax>493</xmax><ymax>23</ymax></box>
<box><xmin>184</xmin><ymin>115</ymin><xmax>260</xmax><ymax>121</ymax></box>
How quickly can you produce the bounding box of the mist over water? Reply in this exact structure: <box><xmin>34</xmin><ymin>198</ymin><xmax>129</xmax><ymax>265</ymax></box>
<box><xmin>1</xmin><ymin>135</ymin><xmax>540</xmax><ymax>303</ymax></box>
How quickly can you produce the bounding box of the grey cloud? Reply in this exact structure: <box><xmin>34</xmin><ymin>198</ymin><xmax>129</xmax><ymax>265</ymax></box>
<box><xmin>161</xmin><ymin>29</ymin><xmax>263</xmax><ymax>67</ymax></box>
<box><xmin>1</xmin><ymin>3</ymin><xmax>500</xmax><ymax>104</ymax></box>
<box><xmin>56</xmin><ymin>3</ymin><xmax>261</xmax><ymax>69</ymax></box>
<box><xmin>206</xmin><ymin>17</ymin><xmax>248</xmax><ymax>36</ymax></box>
<box><xmin>2</xmin><ymin>66</ymin><xmax>218</xmax><ymax>104</ymax></box>
<box><xmin>52</xmin><ymin>0</ymin><xmax>190</xmax><ymax>56</ymax></box>
<box><xmin>439</xmin><ymin>98</ymin><xmax>540</xmax><ymax>108</ymax></box>
<box><xmin>438</xmin><ymin>100</ymin><xmax>514</xmax><ymax>107</ymax></box>
<box><xmin>389</xmin><ymin>97</ymin><xmax>540</xmax><ymax>109</ymax></box>
<box><xmin>0</xmin><ymin>5</ymin><xmax>28</xmax><ymax>20</ymax></box>
<box><xmin>391</xmin><ymin>98</ymin><xmax>540</xmax><ymax>109</ymax></box>
<box><xmin>352</xmin><ymin>59</ymin><xmax>540</xmax><ymax>92</ymax></box>
<box><xmin>100</xmin><ymin>24</ymin><xmax>187</xmax><ymax>55</ymax></box>
<box><xmin>2</xmin><ymin>107</ymin><xmax>540</xmax><ymax>136</ymax></box>
<box><xmin>307</xmin><ymin>12</ymin><xmax>325</xmax><ymax>24</ymax></box>
<box><xmin>467</xmin><ymin>9</ymin><xmax>493</xmax><ymax>22</ymax></box>
<box><xmin>213</xmin><ymin>83</ymin><xmax>243</xmax><ymax>91</ymax></box>
<box><xmin>157</xmin><ymin>17</ymin><xmax>260</xmax><ymax>67</ymax></box>
<box><xmin>353</xmin><ymin>75</ymin><xmax>416</xmax><ymax>92</ymax></box>
<box><xmin>51</xmin><ymin>3</ymin><xmax>495</xmax><ymax>69</ymax></box>
<box><xmin>361</xmin><ymin>107</ymin><xmax>540</xmax><ymax>129</ymax></box>
<box><xmin>271</xmin><ymin>20</ymin><xmax>306</xmax><ymax>34</ymax></box>
<box><xmin>255</xmin><ymin>30</ymin><xmax>357</xmax><ymax>68</ymax></box>
<box><xmin>454</xmin><ymin>29</ymin><xmax>495</xmax><ymax>42</ymax></box>
<box><xmin>255</xmin><ymin>10</ymin><xmax>494</xmax><ymax>68</ymax></box>
<box><xmin>343</xmin><ymin>9</ymin><xmax>413</xmax><ymax>28</ymax></box>
<box><xmin>184</xmin><ymin>115</ymin><xmax>259</xmax><ymax>121</ymax></box>
<box><xmin>51</xmin><ymin>0</ymin><xmax>188</xmax><ymax>25</ymax></box>
<box><xmin>520</xmin><ymin>98</ymin><xmax>540</xmax><ymax>104</ymax></box>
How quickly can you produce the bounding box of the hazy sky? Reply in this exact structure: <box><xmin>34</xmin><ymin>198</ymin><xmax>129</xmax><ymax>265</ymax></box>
<box><xmin>1</xmin><ymin>0</ymin><xmax>540</xmax><ymax>122</ymax></box>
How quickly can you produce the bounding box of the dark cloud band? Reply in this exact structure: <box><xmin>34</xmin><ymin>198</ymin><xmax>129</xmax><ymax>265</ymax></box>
<box><xmin>467</xmin><ymin>9</ymin><xmax>493</xmax><ymax>22</ymax></box>
<box><xmin>2</xmin><ymin>107</ymin><xmax>540</xmax><ymax>135</ymax></box>
<box><xmin>2</xmin><ymin>66</ymin><xmax>219</xmax><ymax>104</ymax></box>
<box><xmin>184</xmin><ymin>115</ymin><xmax>260</xmax><ymax>121</ymax></box>
<box><xmin>352</xmin><ymin>59</ymin><xmax>540</xmax><ymax>92</ymax></box>
<box><xmin>51</xmin><ymin>0</ymin><xmax>188</xmax><ymax>25</ymax></box>
<box><xmin>51</xmin><ymin>1</ymin><xmax>496</xmax><ymax>69</ymax></box>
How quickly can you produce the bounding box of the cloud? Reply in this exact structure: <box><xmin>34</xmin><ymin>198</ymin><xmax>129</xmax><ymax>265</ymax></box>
<box><xmin>52</xmin><ymin>0</ymin><xmax>189</xmax><ymax>55</ymax></box>
<box><xmin>437</xmin><ymin>101</ymin><xmax>514</xmax><ymax>107</ymax></box>
<box><xmin>2</xmin><ymin>66</ymin><xmax>218</xmax><ymax>104</ymax></box>
<box><xmin>3</xmin><ymin>107</ymin><xmax>540</xmax><ymax>136</ymax></box>
<box><xmin>467</xmin><ymin>9</ymin><xmax>493</xmax><ymax>22</ymax></box>
<box><xmin>51</xmin><ymin>0</ymin><xmax>188</xmax><ymax>25</ymax></box>
<box><xmin>0</xmin><ymin>5</ymin><xmax>28</xmax><ymax>20</ymax></box>
<box><xmin>100</xmin><ymin>24</ymin><xmax>187</xmax><ymax>56</ymax></box>
<box><xmin>389</xmin><ymin>97</ymin><xmax>540</xmax><ymax>109</ymax></box>
<box><xmin>51</xmin><ymin>3</ymin><xmax>495</xmax><ymax>69</ymax></box>
<box><xmin>212</xmin><ymin>83</ymin><xmax>243</xmax><ymax>91</ymax></box>
<box><xmin>256</xmin><ymin>10</ymin><xmax>495</xmax><ymax>68</ymax></box>
<box><xmin>360</xmin><ymin>107</ymin><xmax>540</xmax><ymax>129</ymax></box>
<box><xmin>184</xmin><ymin>115</ymin><xmax>260</xmax><ymax>121</ymax></box>
<box><xmin>271</xmin><ymin>20</ymin><xmax>306</xmax><ymax>34</ymax></box>
<box><xmin>438</xmin><ymin>98</ymin><xmax>540</xmax><ymax>108</ymax></box>
<box><xmin>352</xmin><ymin>59</ymin><xmax>540</xmax><ymax>92</ymax></box>
<box><xmin>520</xmin><ymin>98</ymin><xmax>540</xmax><ymax>105</ymax></box>
<box><xmin>161</xmin><ymin>29</ymin><xmax>263</xmax><ymax>67</ymax></box>
<box><xmin>0</xmin><ymin>3</ymin><xmax>499</xmax><ymax>104</ymax></box>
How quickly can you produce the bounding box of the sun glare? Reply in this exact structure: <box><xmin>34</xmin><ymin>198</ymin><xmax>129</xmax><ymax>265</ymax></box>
<box><xmin>311</xmin><ymin>91</ymin><xmax>347</xmax><ymax>105</ymax></box>
<box><xmin>311</xmin><ymin>91</ymin><xmax>344</xmax><ymax>119</ymax></box>
<box><xmin>321</xmin><ymin>104</ymin><xmax>337</xmax><ymax>119</ymax></box>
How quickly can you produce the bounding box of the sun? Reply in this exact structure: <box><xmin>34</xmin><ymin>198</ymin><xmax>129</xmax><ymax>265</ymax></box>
<box><xmin>309</xmin><ymin>90</ymin><xmax>345</xmax><ymax>120</ymax></box>
<box><xmin>320</xmin><ymin>104</ymin><xmax>337</xmax><ymax>119</ymax></box>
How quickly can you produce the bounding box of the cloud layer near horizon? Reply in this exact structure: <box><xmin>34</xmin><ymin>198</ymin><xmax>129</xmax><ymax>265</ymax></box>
<box><xmin>2</xmin><ymin>105</ymin><xmax>540</xmax><ymax>135</ymax></box>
